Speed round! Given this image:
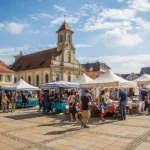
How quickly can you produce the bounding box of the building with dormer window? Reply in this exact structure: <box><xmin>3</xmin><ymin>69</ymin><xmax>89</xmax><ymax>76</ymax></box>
<box><xmin>82</xmin><ymin>61</ymin><xmax>110</xmax><ymax>79</ymax></box>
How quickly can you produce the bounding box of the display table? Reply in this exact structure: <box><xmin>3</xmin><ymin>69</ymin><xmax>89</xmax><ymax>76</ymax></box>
<box><xmin>51</xmin><ymin>103</ymin><xmax>68</xmax><ymax>112</ymax></box>
<box><xmin>16</xmin><ymin>99</ymin><xmax>39</xmax><ymax>108</ymax></box>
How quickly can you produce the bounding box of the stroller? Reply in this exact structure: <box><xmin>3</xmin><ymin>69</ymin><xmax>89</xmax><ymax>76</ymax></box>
<box><xmin>7</xmin><ymin>101</ymin><xmax>13</xmax><ymax>113</ymax></box>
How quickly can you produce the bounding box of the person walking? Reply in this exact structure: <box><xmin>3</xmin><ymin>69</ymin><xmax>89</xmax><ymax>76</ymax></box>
<box><xmin>10</xmin><ymin>91</ymin><xmax>16</xmax><ymax>112</ymax></box>
<box><xmin>39</xmin><ymin>91</ymin><xmax>44</xmax><ymax>111</ymax></box>
<box><xmin>98</xmin><ymin>90</ymin><xmax>108</xmax><ymax>122</ymax></box>
<box><xmin>43</xmin><ymin>90</ymin><xmax>51</xmax><ymax>115</ymax></box>
<box><xmin>68</xmin><ymin>91</ymin><xmax>79</xmax><ymax>122</ymax></box>
<box><xmin>1</xmin><ymin>93</ymin><xmax>9</xmax><ymax>113</ymax></box>
<box><xmin>119</xmin><ymin>89</ymin><xmax>128</xmax><ymax>120</ymax></box>
<box><xmin>80</xmin><ymin>90</ymin><xmax>91</xmax><ymax>128</ymax></box>
<box><xmin>141</xmin><ymin>88</ymin><xmax>148</xmax><ymax>111</ymax></box>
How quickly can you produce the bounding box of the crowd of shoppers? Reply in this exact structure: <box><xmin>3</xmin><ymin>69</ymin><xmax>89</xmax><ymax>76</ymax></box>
<box><xmin>0</xmin><ymin>91</ymin><xmax>16</xmax><ymax>113</ymax></box>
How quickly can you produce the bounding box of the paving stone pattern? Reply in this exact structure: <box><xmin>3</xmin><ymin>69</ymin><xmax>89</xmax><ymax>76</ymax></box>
<box><xmin>0</xmin><ymin>108</ymin><xmax>150</xmax><ymax>150</ymax></box>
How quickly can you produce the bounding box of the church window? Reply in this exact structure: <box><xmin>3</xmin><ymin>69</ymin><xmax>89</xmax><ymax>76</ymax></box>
<box><xmin>68</xmin><ymin>35</ymin><xmax>71</xmax><ymax>42</ymax></box>
<box><xmin>28</xmin><ymin>76</ymin><xmax>31</xmax><ymax>84</ymax></box>
<box><xmin>36</xmin><ymin>75</ymin><xmax>39</xmax><ymax>86</ymax></box>
<box><xmin>0</xmin><ymin>74</ymin><xmax>3</xmax><ymax>81</ymax></box>
<box><xmin>68</xmin><ymin>72</ymin><xmax>71</xmax><ymax>82</ymax></box>
<box><xmin>56</xmin><ymin>74</ymin><xmax>59</xmax><ymax>81</ymax></box>
<box><xmin>59</xmin><ymin>35</ymin><xmax>63</xmax><ymax>42</ymax></box>
<box><xmin>68</xmin><ymin>51</ymin><xmax>71</xmax><ymax>63</ymax></box>
<box><xmin>14</xmin><ymin>77</ymin><xmax>17</xmax><ymax>83</ymax></box>
<box><xmin>45</xmin><ymin>74</ymin><xmax>49</xmax><ymax>83</ymax></box>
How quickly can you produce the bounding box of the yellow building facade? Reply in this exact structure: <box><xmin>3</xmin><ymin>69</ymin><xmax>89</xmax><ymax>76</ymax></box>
<box><xmin>0</xmin><ymin>61</ymin><xmax>14</xmax><ymax>86</ymax></box>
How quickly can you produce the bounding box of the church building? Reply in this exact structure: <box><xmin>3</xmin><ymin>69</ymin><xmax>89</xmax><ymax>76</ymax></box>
<box><xmin>11</xmin><ymin>21</ymin><xmax>82</xmax><ymax>86</ymax></box>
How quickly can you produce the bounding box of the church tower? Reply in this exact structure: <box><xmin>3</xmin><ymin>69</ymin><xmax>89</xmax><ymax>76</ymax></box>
<box><xmin>56</xmin><ymin>21</ymin><xmax>75</xmax><ymax>63</ymax></box>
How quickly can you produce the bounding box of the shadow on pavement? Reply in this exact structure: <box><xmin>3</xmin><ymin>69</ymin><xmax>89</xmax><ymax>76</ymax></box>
<box><xmin>5</xmin><ymin>113</ymin><xmax>42</xmax><ymax>120</ymax></box>
<box><xmin>44</xmin><ymin>127</ymin><xmax>81</xmax><ymax>135</ymax></box>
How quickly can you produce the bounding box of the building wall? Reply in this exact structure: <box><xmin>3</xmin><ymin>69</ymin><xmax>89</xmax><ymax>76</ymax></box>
<box><xmin>83</xmin><ymin>70</ymin><xmax>104</xmax><ymax>79</ymax></box>
<box><xmin>0</xmin><ymin>72</ymin><xmax>14</xmax><ymax>86</ymax></box>
<box><xmin>14</xmin><ymin>65</ymin><xmax>82</xmax><ymax>86</ymax></box>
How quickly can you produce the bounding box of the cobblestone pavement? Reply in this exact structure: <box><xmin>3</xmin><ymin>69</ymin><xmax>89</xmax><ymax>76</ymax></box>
<box><xmin>0</xmin><ymin>107</ymin><xmax>150</xmax><ymax>150</ymax></box>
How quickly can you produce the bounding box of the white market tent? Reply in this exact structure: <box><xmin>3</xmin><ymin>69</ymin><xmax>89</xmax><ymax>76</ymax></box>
<box><xmin>133</xmin><ymin>74</ymin><xmax>150</xmax><ymax>85</ymax></box>
<box><xmin>1</xmin><ymin>79</ymin><xmax>40</xmax><ymax>91</ymax></box>
<box><xmin>39</xmin><ymin>81</ymin><xmax>80</xmax><ymax>89</ymax></box>
<box><xmin>73</xmin><ymin>73</ymin><xmax>93</xmax><ymax>84</ymax></box>
<box><xmin>80</xmin><ymin>70</ymin><xmax>137</xmax><ymax>88</ymax></box>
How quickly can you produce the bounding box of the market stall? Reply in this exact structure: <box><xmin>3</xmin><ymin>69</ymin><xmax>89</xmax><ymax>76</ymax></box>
<box><xmin>39</xmin><ymin>81</ymin><xmax>79</xmax><ymax>112</ymax></box>
<box><xmin>80</xmin><ymin>69</ymin><xmax>137</xmax><ymax>88</ymax></box>
<box><xmin>81</xmin><ymin>70</ymin><xmax>139</xmax><ymax>116</ymax></box>
<box><xmin>73</xmin><ymin>73</ymin><xmax>93</xmax><ymax>84</ymax></box>
<box><xmin>73</xmin><ymin>73</ymin><xmax>94</xmax><ymax>96</ymax></box>
<box><xmin>1</xmin><ymin>79</ymin><xmax>40</xmax><ymax>108</ymax></box>
<box><xmin>133</xmin><ymin>74</ymin><xmax>150</xmax><ymax>85</ymax></box>
<box><xmin>39</xmin><ymin>81</ymin><xmax>79</xmax><ymax>89</ymax></box>
<box><xmin>1</xmin><ymin>79</ymin><xmax>40</xmax><ymax>91</ymax></box>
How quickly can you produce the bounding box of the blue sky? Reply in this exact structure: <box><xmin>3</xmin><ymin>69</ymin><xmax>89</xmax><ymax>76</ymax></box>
<box><xmin>0</xmin><ymin>0</ymin><xmax>150</xmax><ymax>73</ymax></box>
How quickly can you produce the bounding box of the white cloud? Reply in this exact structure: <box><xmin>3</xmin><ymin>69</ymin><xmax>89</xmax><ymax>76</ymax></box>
<box><xmin>6</xmin><ymin>22</ymin><xmax>27</xmax><ymax>34</ymax></box>
<box><xmin>81</xmin><ymin>4</ymin><xmax>101</xmax><ymax>14</ymax></box>
<box><xmin>132</xmin><ymin>17</ymin><xmax>150</xmax><ymax>29</ymax></box>
<box><xmin>30</xmin><ymin>13</ymin><xmax>53</xmax><ymax>21</ymax></box>
<box><xmin>83</xmin><ymin>15</ymin><xmax>133</xmax><ymax>31</ymax></box>
<box><xmin>0</xmin><ymin>47</ymin><xmax>15</xmax><ymax>54</ymax></box>
<box><xmin>75</xmin><ymin>44</ymin><xmax>92</xmax><ymax>48</ymax></box>
<box><xmin>128</xmin><ymin>0</ymin><xmax>150</xmax><ymax>12</ymax></box>
<box><xmin>0</xmin><ymin>23</ymin><xmax>4</xmax><ymax>30</ymax></box>
<box><xmin>102</xmin><ymin>28</ymin><xmax>143</xmax><ymax>47</ymax></box>
<box><xmin>51</xmin><ymin>15</ymin><xmax>79</xmax><ymax>24</ymax></box>
<box><xmin>53</xmin><ymin>5</ymin><xmax>66</xmax><ymax>12</ymax></box>
<box><xmin>78</xmin><ymin>54</ymin><xmax>150</xmax><ymax>73</ymax></box>
<box><xmin>76</xmin><ymin>10</ymin><xmax>88</xmax><ymax>17</ymax></box>
<box><xmin>100</xmin><ymin>9</ymin><xmax>136</xmax><ymax>20</ymax></box>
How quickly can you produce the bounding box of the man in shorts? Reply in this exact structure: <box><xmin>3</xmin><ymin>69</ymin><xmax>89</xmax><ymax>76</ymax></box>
<box><xmin>80</xmin><ymin>90</ymin><xmax>91</xmax><ymax>128</ymax></box>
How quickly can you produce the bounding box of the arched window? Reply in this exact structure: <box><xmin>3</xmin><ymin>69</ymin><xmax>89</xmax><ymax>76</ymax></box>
<box><xmin>28</xmin><ymin>76</ymin><xmax>31</xmax><ymax>84</ymax></box>
<box><xmin>14</xmin><ymin>77</ymin><xmax>17</xmax><ymax>83</ymax></box>
<box><xmin>36</xmin><ymin>75</ymin><xmax>39</xmax><ymax>86</ymax></box>
<box><xmin>68</xmin><ymin>72</ymin><xmax>71</xmax><ymax>82</ymax></box>
<box><xmin>68</xmin><ymin>35</ymin><xmax>71</xmax><ymax>42</ymax></box>
<box><xmin>21</xmin><ymin>76</ymin><xmax>23</xmax><ymax>79</ymax></box>
<box><xmin>56</xmin><ymin>74</ymin><xmax>59</xmax><ymax>81</ymax></box>
<box><xmin>45</xmin><ymin>74</ymin><xmax>49</xmax><ymax>83</ymax></box>
<box><xmin>68</xmin><ymin>51</ymin><xmax>71</xmax><ymax>63</ymax></box>
<box><xmin>59</xmin><ymin>35</ymin><xmax>63</xmax><ymax>42</ymax></box>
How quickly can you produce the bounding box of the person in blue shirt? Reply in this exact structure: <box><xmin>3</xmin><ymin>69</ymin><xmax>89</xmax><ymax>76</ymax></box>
<box><xmin>119</xmin><ymin>89</ymin><xmax>128</xmax><ymax>120</ymax></box>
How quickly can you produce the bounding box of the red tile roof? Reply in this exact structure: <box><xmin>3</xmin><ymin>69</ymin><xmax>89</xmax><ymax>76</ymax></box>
<box><xmin>0</xmin><ymin>60</ymin><xmax>14</xmax><ymax>73</ymax></box>
<box><xmin>11</xmin><ymin>48</ymin><xmax>62</xmax><ymax>71</ymax></box>
<box><xmin>57</xmin><ymin>21</ymin><xmax>73</xmax><ymax>33</ymax></box>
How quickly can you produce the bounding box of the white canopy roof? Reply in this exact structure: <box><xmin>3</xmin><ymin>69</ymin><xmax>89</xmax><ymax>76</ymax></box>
<box><xmin>73</xmin><ymin>74</ymin><xmax>93</xmax><ymax>84</ymax></box>
<box><xmin>2</xmin><ymin>79</ymin><xmax>40</xmax><ymax>91</ymax></box>
<box><xmin>80</xmin><ymin>70</ymin><xmax>137</xmax><ymax>88</ymax></box>
<box><xmin>39</xmin><ymin>81</ymin><xmax>80</xmax><ymax>89</ymax></box>
<box><xmin>133</xmin><ymin>74</ymin><xmax>150</xmax><ymax>85</ymax></box>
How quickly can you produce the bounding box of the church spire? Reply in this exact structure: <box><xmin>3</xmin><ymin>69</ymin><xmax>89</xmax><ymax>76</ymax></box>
<box><xmin>56</xmin><ymin>20</ymin><xmax>73</xmax><ymax>33</ymax></box>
